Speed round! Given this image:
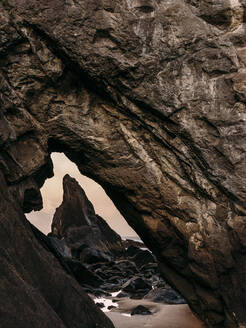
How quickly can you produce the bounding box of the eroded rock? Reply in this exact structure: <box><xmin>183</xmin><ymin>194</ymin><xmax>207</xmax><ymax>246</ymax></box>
<box><xmin>1</xmin><ymin>0</ymin><xmax>246</xmax><ymax>326</ymax></box>
<box><xmin>131</xmin><ymin>249</ymin><xmax>156</xmax><ymax>268</ymax></box>
<box><xmin>0</xmin><ymin>170</ymin><xmax>114</xmax><ymax>328</ymax></box>
<box><xmin>52</xmin><ymin>174</ymin><xmax>124</xmax><ymax>255</ymax></box>
<box><xmin>122</xmin><ymin>277</ymin><xmax>152</xmax><ymax>295</ymax></box>
<box><xmin>144</xmin><ymin>287</ymin><xmax>186</xmax><ymax>305</ymax></box>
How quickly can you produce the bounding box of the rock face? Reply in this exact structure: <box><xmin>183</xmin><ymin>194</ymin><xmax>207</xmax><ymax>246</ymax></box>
<box><xmin>122</xmin><ymin>277</ymin><xmax>152</xmax><ymax>295</ymax></box>
<box><xmin>0</xmin><ymin>172</ymin><xmax>114</xmax><ymax>328</ymax></box>
<box><xmin>1</xmin><ymin>0</ymin><xmax>246</xmax><ymax>327</ymax></box>
<box><xmin>52</xmin><ymin>174</ymin><xmax>124</xmax><ymax>254</ymax></box>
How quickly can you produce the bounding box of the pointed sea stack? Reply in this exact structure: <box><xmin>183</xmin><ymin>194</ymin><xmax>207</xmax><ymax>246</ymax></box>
<box><xmin>52</xmin><ymin>174</ymin><xmax>124</xmax><ymax>255</ymax></box>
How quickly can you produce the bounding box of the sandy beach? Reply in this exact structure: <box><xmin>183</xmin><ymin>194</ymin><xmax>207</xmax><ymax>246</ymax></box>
<box><xmin>106</xmin><ymin>299</ymin><xmax>205</xmax><ymax>328</ymax></box>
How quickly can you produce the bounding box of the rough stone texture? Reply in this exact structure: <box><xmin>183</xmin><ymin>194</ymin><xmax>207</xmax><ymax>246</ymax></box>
<box><xmin>144</xmin><ymin>287</ymin><xmax>187</xmax><ymax>304</ymax></box>
<box><xmin>49</xmin><ymin>235</ymin><xmax>72</xmax><ymax>258</ymax></box>
<box><xmin>52</xmin><ymin>174</ymin><xmax>124</xmax><ymax>254</ymax></box>
<box><xmin>1</xmin><ymin>0</ymin><xmax>246</xmax><ymax>327</ymax></box>
<box><xmin>0</xmin><ymin>171</ymin><xmax>114</xmax><ymax>328</ymax></box>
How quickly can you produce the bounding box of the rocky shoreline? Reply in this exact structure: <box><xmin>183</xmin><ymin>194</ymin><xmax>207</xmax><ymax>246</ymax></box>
<box><xmin>41</xmin><ymin>175</ymin><xmax>190</xmax><ymax>326</ymax></box>
<box><xmin>28</xmin><ymin>173</ymin><xmax>191</xmax><ymax>327</ymax></box>
<box><xmin>46</xmin><ymin>230</ymin><xmax>202</xmax><ymax>328</ymax></box>
<box><xmin>107</xmin><ymin>300</ymin><xmax>205</xmax><ymax>328</ymax></box>
<box><xmin>47</xmin><ymin>175</ymin><xmax>185</xmax><ymax>304</ymax></box>
<box><xmin>2</xmin><ymin>1</ymin><xmax>246</xmax><ymax>325</ymax></box>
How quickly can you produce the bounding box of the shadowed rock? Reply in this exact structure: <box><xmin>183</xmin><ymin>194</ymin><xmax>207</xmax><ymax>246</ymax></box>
<box><xmin>131</xmin><ymin>249</ymin><xmax>156</xmax><ymax>268</ymax></box>
<box><xmin>1</xmin><ymin>0</ymin><xmax>246</xmax><ymax>326</ymax></box>
<box><xmin>122</xmin><ymin>277</ymin><xmax>152</xmax><ymax>295</ymax></box>
<box><xmin>63</xmin><ymin>258</ymin><xmax>103</xmax><ymax>288</ymax></box>
<box><xmin>52</xmin><ymin>174</ymin><xmax>124</xmax><ymax>255</ymax></box>
<box><xmin>0</xmin><ymin>171</ymin><xmax>114</xmax><ymax>328</ymax></box>
<box><xmin>131</xmin><ymin>305</ymin><xmax>152</xmax><ymax>316</ymax></box>
<box><xmin>144</xmin><ymin>287</ymin><xmax>186</xmax><ymax>305</ymax></box>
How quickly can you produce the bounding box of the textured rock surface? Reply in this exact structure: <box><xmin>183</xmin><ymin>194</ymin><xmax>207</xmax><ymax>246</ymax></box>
<box><xmin>0</xmin><ymin>171</ymin><xmax>114</xmax><ymax>328</ymax></box>
<box><xmin>144</xmin><ymin>287</ymin><xmax>187</xmax><ymax>304</ymax></box>
<box><xmin>52</xmin><ymin>174</ymin><xmax>124</xmax><ymax>254</ymax></box>
<box><xmin>1</xmin><ymin>0</ymin><xmax>246</xmax><ymax>327</ymax></box>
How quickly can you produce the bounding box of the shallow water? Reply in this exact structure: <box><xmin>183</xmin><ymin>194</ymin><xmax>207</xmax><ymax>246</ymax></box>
<box><xmin>121</xmin><ymin>313</ymin><xmax>131</xmax><ymax>317</ymax></box>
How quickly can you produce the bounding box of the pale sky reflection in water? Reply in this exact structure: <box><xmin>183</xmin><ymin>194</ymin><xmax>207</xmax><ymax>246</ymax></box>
<box><xmin>27</xmin><ymin>153</ymin><xmax>137</xmax><ymax>237</ymax></box>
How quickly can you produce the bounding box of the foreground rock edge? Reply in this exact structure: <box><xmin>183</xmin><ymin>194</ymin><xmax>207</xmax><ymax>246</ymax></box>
<box><xmin>0</xmin><ymin>170</ymin><xmax>115</xmax><ymax>328</ymax></box>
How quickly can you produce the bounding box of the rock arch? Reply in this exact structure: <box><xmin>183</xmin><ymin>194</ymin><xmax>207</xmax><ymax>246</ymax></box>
<box><xmin>1</xmin><ymin>0</ymin><xmax>246</xmax><ymax>327</ymax></box>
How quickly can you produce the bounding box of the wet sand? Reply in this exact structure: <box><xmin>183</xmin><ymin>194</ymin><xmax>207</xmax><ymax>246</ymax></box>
<box><xmin>106</xmin><ymin>299</ymin><xmax>205</xmax><ymax>328</ymax></box>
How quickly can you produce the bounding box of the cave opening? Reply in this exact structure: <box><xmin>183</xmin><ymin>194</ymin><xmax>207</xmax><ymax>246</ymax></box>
<box><xmin>25</xmin><ymin>153</ymin><xmax>187</xmax><ymax>317</ymax></box>
<box><xmin>26</xmin><ymin>152</ymin><xmax>186</xmax><ymax>316</ymax></box>
<box><xmin>26</xmin><ymin>152</ymin><xmax>137</xmax><ymax>239</ymax></box>
<box><xmin>2</xmin><ymin>0</ymin><xmax>246</xmax><ymax>325</ymax></box>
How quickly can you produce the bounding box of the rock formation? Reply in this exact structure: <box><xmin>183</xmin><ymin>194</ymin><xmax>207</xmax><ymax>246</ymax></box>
<box><xmin>1</xmin><ymin>0</ymin><xmax>246</xmax><ymax>327</ymax></box>
<box><xmin>52</xmin><ymin>174</ymin><xmax>124</xmax><ymax>254</ymax></box>
<box><xmin>0</xmin><ymin>171</ymin><xmax>114</xmax><ymax>328</ymax></box>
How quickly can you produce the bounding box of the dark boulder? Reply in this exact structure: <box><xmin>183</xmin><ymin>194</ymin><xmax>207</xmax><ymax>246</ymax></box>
<box><xmin>64</xmin><ymin>259</ymin><xmax>103</xmax><ymax>288</ymax></box>
<box><xmin>49</xmin><ymin>235</ymin><xmax>72</xmax><ymax>258</ymax></box>
<box><xmin>71</xmin><ymin>243</ymin><xmax>89</xmax><ymax>259</ymax></box>
<box><xmin>131</xmin><ymin>250</ymin><xmax>156</xmax><ymax>268</ymax></box>
<box><xmin>115</xmin><ymin>291</ymin><xmax>129</xmax><ymax>298</ymax></box>
<box><xmin>80</xmin><ymin>247</ymin><xmax>112</xmax><ymax>264</ymax></box>
<box><xmin>125</xmin><ymin>245</ymin><xmax>140</xmax><ymax>257</ymax></box>
<box><xmin>108</xmin><ymin>305</ymin><xmax>117</xmax><ymax>310</ymax></box>
<box><xmin>96</xmin><ymin>303</ymin><xmax>105</xmax><ymax>309</ymax></box>
<box><xmin>122</xmin><ymin>277</ymin><xmax>152</xmax><ymax>294</ymax></box>
<box><xmin>144</xmin><ymin>287</ymin><xmax>186</xmax><ymax>305</ymax></box>
<box><xmin>131</xmin><ymin>305</ymin><xmax>152</xmax><ymax>316</ymax></box>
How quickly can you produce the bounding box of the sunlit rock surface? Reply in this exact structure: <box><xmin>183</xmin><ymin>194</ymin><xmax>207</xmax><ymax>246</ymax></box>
<box><xmin>1</xmin><ymin>0</ymin><xmax>246</xmax><ymax>326</ymax></box>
